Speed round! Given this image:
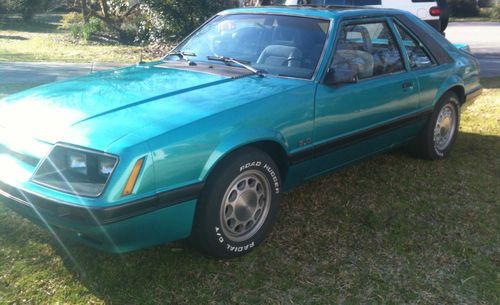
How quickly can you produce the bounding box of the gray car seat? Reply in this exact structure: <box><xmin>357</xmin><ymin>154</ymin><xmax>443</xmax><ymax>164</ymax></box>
<box><xmin>257</xmin><ymin>45</ymin><xmax>303</xmax><ymax>67</ymax></box>
<box><xmin>333</xmin><ymin>49</ymin><xmax>374</xmax><ymax>79</ymax></box>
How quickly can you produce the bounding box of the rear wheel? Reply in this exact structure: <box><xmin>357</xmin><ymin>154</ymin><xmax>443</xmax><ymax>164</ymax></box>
<box><xmin>438</xmin><ymin>0</ymin><xmax>450</xmax><ymax>32</ymax></box>
<box><xmin>410</xmin><ymin>91</ymin><xmax>460</xmax><ymax>160</ymax></box>
<box><xmin>191</xmin><ymin>148</ymin><xmax>282</xmax><ymax>258</ymax></box>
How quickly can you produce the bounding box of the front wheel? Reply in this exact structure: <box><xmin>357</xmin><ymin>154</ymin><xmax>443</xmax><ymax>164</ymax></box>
<box><xmin>191</xmin><ymin>148</ymin><xmax>282</xmax><ymax>258</ymax></box>
<box><xmin>411</xmin><ymin>91</ymin><xmax>460</xmax><ymax>160</ymax></box>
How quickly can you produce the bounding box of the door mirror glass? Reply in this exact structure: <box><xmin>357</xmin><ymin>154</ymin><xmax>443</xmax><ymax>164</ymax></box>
<box><xmin>324</xmin><ymin>64</ymin><xmax>359</xmax><ymax>86</ymax></box>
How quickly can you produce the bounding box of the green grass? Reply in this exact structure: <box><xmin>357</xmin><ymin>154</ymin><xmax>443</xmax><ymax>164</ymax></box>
<box><xmin>450</xmin><ymin>7</ymin><xmax>500</xmax><ymax>22</ymax></box>
<box><xmin>450</xmin><ymin>17</ymin><xmax>500</xmax><ymax>22</ymax></box>
<box><xmin>0</xmin><ymin>79</ymin><xmax>499</xmax><ymax>304</ymax></box>
<box><xmin>0</xmin><ymin>15</ymin><xmax>143</xmax><ymax>63</ymax></box>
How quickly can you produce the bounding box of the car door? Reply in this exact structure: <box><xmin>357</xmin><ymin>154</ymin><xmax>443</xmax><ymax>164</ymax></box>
<box><xmin>309</xmin><ymin>18</ymin><xmax>420</xmax><ymax>177</ymax></box>
<box><xmin>391</xmin><ymin>18</ymin><xmax>451</xmax><ymax>111</ymax></box>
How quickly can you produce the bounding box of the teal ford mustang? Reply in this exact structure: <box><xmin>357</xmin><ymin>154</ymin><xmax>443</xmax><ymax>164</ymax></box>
<box><xmin>0</xmin><ymin>6</ymin><xmax>482</xmax><ymax>258</ymax></box>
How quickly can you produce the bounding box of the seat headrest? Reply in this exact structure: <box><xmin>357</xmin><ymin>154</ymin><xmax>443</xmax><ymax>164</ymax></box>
<box><xmin>259</xmin><ymin>45</ymin><xmax>302</xmax><ymax>58</ymax></box>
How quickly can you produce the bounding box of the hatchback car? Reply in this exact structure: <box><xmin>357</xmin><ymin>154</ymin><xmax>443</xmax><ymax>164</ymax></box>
<box><xmin>0</xmin><ymin>6</ymin><xmax>481</xmax><ymax>258</ymax></box>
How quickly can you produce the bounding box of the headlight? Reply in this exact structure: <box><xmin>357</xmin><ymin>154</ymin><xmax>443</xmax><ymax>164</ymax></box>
<box><xmin>32</xmin><ymin>144</ymin><xmax>118</xmax><ymax>197</ymax></box>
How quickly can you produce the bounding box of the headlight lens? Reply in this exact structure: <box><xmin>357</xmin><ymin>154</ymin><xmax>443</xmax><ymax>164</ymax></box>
<box><xmin>32</xmin><ymin>144</ymin><xmax>118</xmax><ymax>197</ymax></box>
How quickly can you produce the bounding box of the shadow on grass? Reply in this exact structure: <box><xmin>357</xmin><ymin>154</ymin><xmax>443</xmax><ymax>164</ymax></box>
<box><xmin>1</xmin><ymin>132</ymin><xmax>494</xmax><ymax>304</ymax></box>
<box><xmin>481</xmin><ymin>76</ymin><xmax>500</xmax><ymax>89</ymax></box>
<box><xmin>0</xmin><ymin>20</ymin><xmax>60</xmax><ymax>34</ymax></box>
<box><xmin>0</xmin><ymin>34</ymin><xmax>28</xmax><ymax>40</ymax></box>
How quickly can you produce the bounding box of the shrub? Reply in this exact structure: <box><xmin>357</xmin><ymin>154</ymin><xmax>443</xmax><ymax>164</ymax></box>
<box><xmin>489</xmin><ymin>4</ymin><xmax>500</xmax><ymax>18</ymax></box>
<box><xmin>141</xmin><ymin>0</ymin><xmax>228</xmax><ymax>43</ymax></box>
<box><xmin>59</xmin><ymin>12</ymin><xmax>84</xmax><ymax>30</ymax></box>
<box><xmin>81</xmin><ymin>17</ymin><xmax>103</xmax><ymax>42</ymax></box>
<box><xmin>449</xmin><ymin>0</ymin><xmax>480</xmax><ymax>17</ymax></box>
<box><xmin>0</xmin><ymin>0</ymin><xmax>53</xmax><ymax>21</ymax></box>
<box><xmin>119</xmin><ymin>19</ymin><xmax>141</xmax><ymax>44</ymax></box>
<box><xmin>69</xmin><ymin>24</ymin><xmax>80</xmax><ymax>39</ymax></box>
<box><xmin>478</xmin><ymin>0</ymin><xmax>495</xmax><ymax>8</ymax></box>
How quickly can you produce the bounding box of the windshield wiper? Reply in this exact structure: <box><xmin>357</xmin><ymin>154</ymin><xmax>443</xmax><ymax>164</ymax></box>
<box><xmin>165</xmin><ymin>51</ymin><xmax>197</xmax><ymax>65</ymax></box>
<box><xmin>207</xmin><ymin>55</ymin><xmax>265</xmax><ymax>77</ymax></box>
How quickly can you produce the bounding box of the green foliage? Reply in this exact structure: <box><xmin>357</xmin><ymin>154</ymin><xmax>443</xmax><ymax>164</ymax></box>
<box><xmin>66</xmin><ymin>16</ymin><xmax>104</xmax><ymax>42</ymax></box>
<box><xmin>449</xmin><ymin>0</ymin><xmax>480</xmax><ymax>17</ymax></box>
<box><xmin>477</xmin><ymin>0</ymin><xmax>496</xmax><ymax>8</ymax></box>
<box><xmin>81</xmin><ymin>17</ymin><xmax>102</xmax><ymax>41</ymax></box>
<box><xmin>58</xmin><ymin>12</ymin><xmax>84</xmax><ymax>30</ymax></box>
<box><xmin>488</xmin><ymin>4</ymin><xmax>500</xmax><ymax>18</ymax></box>
<box><xmin>69</xmin><ymin>23</ymin><xmax>80</xmax><ymax>39</ymax></box>
<box><xmin>141</xmin><ymin>0</ymin><xmax>228</xmax><ymax>43</ymax></box>
<box><xmin>0</xmin><ymin>0</ymin><xmax>52</xmax><ymax>21</ymax></box>
<box><xmin>118</xmin><ymin>17</ymin><xmax>142</xmax><ymax>44</ymax></box>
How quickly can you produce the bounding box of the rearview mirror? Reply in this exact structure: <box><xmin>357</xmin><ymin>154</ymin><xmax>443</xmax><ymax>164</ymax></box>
<box><xmin>324</xmin><ymin>65</ymin><xmax>359</xmax><ymax>86</ymax></box>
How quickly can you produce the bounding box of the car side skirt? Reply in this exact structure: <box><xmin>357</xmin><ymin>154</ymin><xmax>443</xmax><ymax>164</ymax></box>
<box><xmin>288</xmin><ymin>108</ymin><xmax>434</xmax><ymax>165</ymax></box>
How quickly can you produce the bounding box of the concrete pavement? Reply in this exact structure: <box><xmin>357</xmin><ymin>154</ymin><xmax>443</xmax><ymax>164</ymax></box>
<box><xmin>0</xmin><ymin>62</ymin><xmax>127</xmax><ymax>85</ymax></box>
<box><xmin>445</xmin><ymin>22</ymin><xmax>500</xmax><ymax>77</ymax></box>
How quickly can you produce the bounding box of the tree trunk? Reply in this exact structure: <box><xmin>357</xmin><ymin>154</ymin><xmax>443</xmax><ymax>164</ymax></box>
<box><xmin>99</xmin><ymin>0</ymin><xmax>109</xmax><ymax>19</ymax></box>
<box><xmin>81</xmin><ymin>0</ymin><xmax>89</xmax><ymax>23</ymax></box>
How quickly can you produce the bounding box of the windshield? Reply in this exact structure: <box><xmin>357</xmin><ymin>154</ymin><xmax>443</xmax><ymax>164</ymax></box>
<box><xmin>171</xmin><ymin>14</ymin><xmax>331</xmax><ymax>79</ymax></box>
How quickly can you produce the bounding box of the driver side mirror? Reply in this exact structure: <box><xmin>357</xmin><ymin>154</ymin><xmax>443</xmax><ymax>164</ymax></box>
<box><xmin>324</xmin><ymin>65</ymin><xmax>359</xmax><ymax>86</ymax></box>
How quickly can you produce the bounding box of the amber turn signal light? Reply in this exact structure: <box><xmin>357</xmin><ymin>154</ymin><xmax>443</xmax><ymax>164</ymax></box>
<box><xmin>122</xmin><ymin>157</ymin><xmax>145</xmax><ymax>196</ymax></box>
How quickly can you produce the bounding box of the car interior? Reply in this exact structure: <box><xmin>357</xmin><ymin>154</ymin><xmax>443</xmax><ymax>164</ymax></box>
<box><xmin>219</xmin><ymin>16</ymin><xmax>328</xmax><ymax>78</ymax></box>
<box><xmin>331</xmin><ymin>21</ymin><xmax>405</xmax><ymax>80</ymax></box>
<box><xmin>178</xmin><ymin>14</ymin><xmax>330</xmax><ymax>79</ymax></box>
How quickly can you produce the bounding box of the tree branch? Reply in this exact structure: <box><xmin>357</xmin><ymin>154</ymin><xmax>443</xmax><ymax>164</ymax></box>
<box><xmin>122</xmin><ymin>3</ymin><xmax>140</xmax><ymax>18</ymax></box>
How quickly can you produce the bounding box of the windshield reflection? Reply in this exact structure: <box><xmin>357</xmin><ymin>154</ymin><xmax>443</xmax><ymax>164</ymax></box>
<box><xmin>167</xmin><ymin>14</ymin><xmax>330</xmax><ymax>79</ymax></box>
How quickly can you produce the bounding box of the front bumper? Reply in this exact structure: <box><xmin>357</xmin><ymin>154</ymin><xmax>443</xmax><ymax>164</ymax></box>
<box><xmin>0</xmin><ymin>180</ymin><xmax>201</xmax><ymax>253</ymax></box>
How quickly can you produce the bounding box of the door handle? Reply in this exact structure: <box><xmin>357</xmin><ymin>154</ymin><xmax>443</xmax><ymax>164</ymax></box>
<box><xmin>402</xmin><ymin>82</ymin><xmax>414</xmax><ymax>90</ymax></box>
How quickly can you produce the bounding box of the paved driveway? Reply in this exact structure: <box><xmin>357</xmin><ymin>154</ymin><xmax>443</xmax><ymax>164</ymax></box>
<box><xmin>0</xmin><ymin>62</ymin><xmax>127</xmax><ymax>86</ymax></box>
<box><xmin>0</xmin><ymin>62</ymin><xmax>126</xmax><ymax>85</ymax></box>
<box><xmin>445</xmin><ymin>22</ymin><xmax>500</xmax><ymax>77</ymax></box>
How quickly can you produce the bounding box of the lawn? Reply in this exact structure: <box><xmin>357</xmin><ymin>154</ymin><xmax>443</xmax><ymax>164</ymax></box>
<box><xmin>0</xmin><ymin>75</ymin><xmax>498</xmax><ymax>304</ymax></box>
<box><xmin>449</xmin><ymin>7</ymin><xmax>500</xmax><ymax>22</ymax></box>
<box><xmin>0</xmin><ymin>15</ymin><xmax>144</xmax><ymax>63</ymax></box>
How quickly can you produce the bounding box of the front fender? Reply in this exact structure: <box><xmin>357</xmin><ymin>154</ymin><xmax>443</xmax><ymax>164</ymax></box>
<box><xmin>199</xmin><ymin>128</ymin><xmax>289</xmax><ymax>181</ymax></box>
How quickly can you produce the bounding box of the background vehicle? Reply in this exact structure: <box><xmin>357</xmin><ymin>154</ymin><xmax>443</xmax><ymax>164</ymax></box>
<box><xmin>284</xmin><ymin>0</ymin><xmax>449</xmax><ymax>32</ymax></box>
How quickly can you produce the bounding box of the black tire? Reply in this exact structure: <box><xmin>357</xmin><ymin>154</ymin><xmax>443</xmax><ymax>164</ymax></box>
<box><xmin>437</xmin><ymin>0</ymin><xmax>450</xmax><ymax>32</ymax></box>
<box><xmin>191</xmin><ymin>147</ymin><xmax>282</xmax><ymax>258</ymax></box>
<box><xmin>410</xmin><ymin>91</ymin><xmax>460</xmax><ymax>160</ymax></box>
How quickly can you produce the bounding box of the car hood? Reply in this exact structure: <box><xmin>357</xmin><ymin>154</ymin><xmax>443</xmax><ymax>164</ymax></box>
<box><xmin>0</xmin><ymin>64</ymin><xmax>302</xmax><ymax>153</ymax></box>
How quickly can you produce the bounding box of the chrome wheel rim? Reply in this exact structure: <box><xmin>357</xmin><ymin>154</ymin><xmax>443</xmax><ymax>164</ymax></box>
<box><xmin>434</xmin><ymin>103</ymin><xmax>457</xmax><ymax>152</ymax></box>
<box><xmin>220</xmin><ymin>170</ymin><xmax>271</xmax><ymax>243</ymax></box>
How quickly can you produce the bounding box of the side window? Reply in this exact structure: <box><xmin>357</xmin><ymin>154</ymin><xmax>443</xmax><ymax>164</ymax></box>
<box><xmin>331</xmin><ymin>21</ymin><xmax>405</xmax><ymax>81</ymax></box>
<box><xmin>394</xmin><ymin>22</ymin><xmax>435</xmax><ymax>70</ymax></box>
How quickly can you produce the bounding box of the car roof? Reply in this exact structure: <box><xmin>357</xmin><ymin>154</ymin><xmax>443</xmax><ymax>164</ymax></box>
<box><xmin>221</xmin><ymin>5</ymin><xmax>406</xmax><ymax>20</ymax></box>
